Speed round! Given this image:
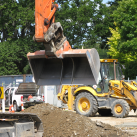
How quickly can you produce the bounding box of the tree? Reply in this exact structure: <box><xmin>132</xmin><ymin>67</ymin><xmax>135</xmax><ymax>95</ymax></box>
<box><xmin>107</xmin><ymin>23</ymin><xmax>123</xmax><ymax>60</ymax></box>
<box><xmin>0</xmin><ymin>36</ymin><xmax>43</xmax><ymax>75</ymax></box>
<box><xmin>0</xmin><ymin>0</ymin><xmax>43</xmax><ymax>75</ymax></box>
<box><xmin>100</xmin><ymin>0</ymin><xmax>122</xmax><ymax>49</ymax></box>
<box><xmin>0</xmin><ymin>0</ymin><xmax>35</xmax><ymax>41</ymax></box>
<box><xmin>113</xmin><ymin>0</ymin><xmax>137</xmax><ymax>54</ymax></box>
<box><xmin>107</xmin><ymin>23</ymin><xmax>134</xmax><ymax>61</ymax></box>
<box><xmin>107</xmin><ymin>0</ymin><xmax>137</xmax><ymax>79</ymax></box>
<box><xmin>56</xmin><ymin>0</ymin><xmax>110</xmax><ymax>49</ymax></box>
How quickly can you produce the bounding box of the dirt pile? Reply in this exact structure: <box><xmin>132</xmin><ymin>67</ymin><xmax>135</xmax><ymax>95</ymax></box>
<box><xmin>23</xmin><ymin>103</ymin><xmax>128</xmax><ymax>137</ymax></box>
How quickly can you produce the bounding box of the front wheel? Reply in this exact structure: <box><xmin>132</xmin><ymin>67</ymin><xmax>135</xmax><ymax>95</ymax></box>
<box><xmin>111</xmin><ymin>99</ymin><xmax>130</xmax><ymax>118</ymax></box>
<box><xmin>75</xmin><ymin>92</ymin><xmax>98</xmax><ymax>117</ymax></box>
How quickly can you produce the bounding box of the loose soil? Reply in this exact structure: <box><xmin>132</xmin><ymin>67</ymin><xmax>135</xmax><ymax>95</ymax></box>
<box><xmin>23</xmin><ymin>103</ymin><xmax>128</xmax><ymax>137</ymax></box>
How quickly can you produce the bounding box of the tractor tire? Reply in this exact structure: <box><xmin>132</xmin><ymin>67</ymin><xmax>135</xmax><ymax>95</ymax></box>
<box><xmin>111</xmin><ymin>99</ymin><xmax>130</xmax><ymax>118</ymax></box>
<box><xmin>75</xmin><ymin>92</ymin><xmax>98</xmax><ymax>117</ymax></box>
<box><xmin>98</xmin><ymin>109</ymin><xmax>112</xmax><ymax>116</ymax></box>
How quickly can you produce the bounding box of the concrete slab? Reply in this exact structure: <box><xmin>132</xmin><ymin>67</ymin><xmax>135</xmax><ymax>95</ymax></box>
<box><xmin>116</xmin><ymin>122</ymin><xmax>137</xmax><ymax>127</ymax></box>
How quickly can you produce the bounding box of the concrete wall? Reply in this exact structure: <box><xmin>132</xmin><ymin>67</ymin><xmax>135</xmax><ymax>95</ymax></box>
<box><xmin>39</xmin><ymin>86</ymin><xmax>62</xmax><ymax>108</ymax></box>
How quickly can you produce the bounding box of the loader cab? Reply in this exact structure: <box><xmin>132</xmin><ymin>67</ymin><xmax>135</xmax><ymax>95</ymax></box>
<box><xmin>97</xmin><ymin>59</ymin><xmax>123</xmax><ymax>93</ymax></box>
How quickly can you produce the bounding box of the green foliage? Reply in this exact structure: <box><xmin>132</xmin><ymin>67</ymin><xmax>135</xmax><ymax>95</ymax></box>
<box><xmin>107</xmin><ymin>0</ymin><xmax>137</xmax><ymax>79</ymax></box>
<box><xmin>113</xmin><ymin>0</ymin><xmax>137</xmax><ymax>53</ymax></box>
<box><xmin>0</xmin><ymin>0</ymin><xmax>42</xmax><ymax>75</ymax></box>
<box><xmin>56</xmin><ymin>0</ymin><xmax>109</xmax><ymax>49</ymax></box>
<box><xmin>124</xmin><ymin>61</ymin><xmax>137</xmax><ymax>79</ymax></box>
<box><xmin>0</xmin><ymin>36</ymin><xmax>42</xmax><ymax>75</ymax></box>
<box><xmin>0</xmin><ymin>0</ymin><xmax>35</xmax><ymax>41</ymax></box>
<box><xmin>97</xmin><ymin>49</ymin><xmax>109</xmax><ymax>59</ymax></box>
<box><xmin>102</xmin><ymin>0</ymin><xmax>122</xmax><ymax>49</ymax></box>
<box><xmin>107</xmin><ymin>24</ymin><xmax>121</xmax><ymax>59</ymax></box>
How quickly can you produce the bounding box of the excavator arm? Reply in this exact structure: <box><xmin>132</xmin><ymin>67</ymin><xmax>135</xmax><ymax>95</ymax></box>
<box><xmin>34</xmin><ymin>0</ymin><xmax>71</xmax><ymax>58</ymax></box>
<box><xmin>34</xmin><ymin>0</ymin><xmax>57</xmax><ymax>42</ymax></box>
<box><xmin>109</xmin><ymin>80</ymin><xmax>137</xmax><ymax>108</ymax></box>
<box><xmin>27</xmin><ymin>0</ymin><xmax>100</xmax><ymax>86</ymax></box>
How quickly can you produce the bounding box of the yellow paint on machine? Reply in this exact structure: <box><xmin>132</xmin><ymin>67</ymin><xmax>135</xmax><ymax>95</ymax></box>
<box><xmin>100</xmin><ymin>59</ymin><xmax>118</xmax><ymax>62</ymax></box>
<box><xmin>0</xmin><ymin>86</ymin><xmax>4</xmax><ymax>99</ymax></box>
<box><xmin>74</xmin><ymin>86</ymin><xmax>109</xmax><ymax>97</ymax></box>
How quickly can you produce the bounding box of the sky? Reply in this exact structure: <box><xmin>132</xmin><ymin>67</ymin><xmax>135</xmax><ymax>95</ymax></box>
<box><xmin>103</xmin><ymin>0</ymin><xmax>110</xmax><ymax>4</ymax></box>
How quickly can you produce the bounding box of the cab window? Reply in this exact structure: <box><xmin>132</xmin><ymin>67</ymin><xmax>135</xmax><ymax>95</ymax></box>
<box><xmin>101</xmin><ymin>62</ymin><xmax>114</xmax><ymax>80</ymax></box>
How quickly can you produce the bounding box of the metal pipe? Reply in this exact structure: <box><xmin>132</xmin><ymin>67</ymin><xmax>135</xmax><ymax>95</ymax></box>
<box><xmin>23</xmin><ymin>74</ymin><xmax>26</xmax><ymax>83</ymax></box>
<box><xmin>0</xmin><ymin>86</ymin><xmax>5</xmax><ymax>113</ymax></box>
<box><xmin>114</xmin><ymin>60</ymin><xmax>116</xmax><ymax>80</ymax></box>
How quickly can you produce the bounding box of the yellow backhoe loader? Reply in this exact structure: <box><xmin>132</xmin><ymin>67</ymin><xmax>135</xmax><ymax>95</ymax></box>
<box><xmin>58</xmin><ymin>59</ymin><xmax>137</xmax><ymax>118</ymax></box>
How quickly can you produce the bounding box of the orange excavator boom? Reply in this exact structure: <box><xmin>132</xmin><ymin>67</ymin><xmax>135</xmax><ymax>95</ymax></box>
<box><xmin>34</xmin><ymin>0</ymin><xmax>57</xmax><ymax>42</ymax></box>
<box><xmin>34</xmin><ymin>0</ymin><xmax>71</xmax><ymax>58</ymax></box>
<box><xmin>27</xmin><ymin>0</ymin><xmax>100</xmax><ymax>86</ymax></box>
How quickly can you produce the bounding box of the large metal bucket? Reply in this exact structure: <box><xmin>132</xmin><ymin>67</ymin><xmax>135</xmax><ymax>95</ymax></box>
<box><xmin>27</xmin><ymin>48</ymin><xmax>100</xmax><ymax>86</ymax></box>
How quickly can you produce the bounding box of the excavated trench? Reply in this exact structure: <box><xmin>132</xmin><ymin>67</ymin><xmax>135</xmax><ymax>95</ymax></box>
<box><xmin>23</xmin><ymin>103</ymin><xmax>128</xmax><ymax>137</ymax></box>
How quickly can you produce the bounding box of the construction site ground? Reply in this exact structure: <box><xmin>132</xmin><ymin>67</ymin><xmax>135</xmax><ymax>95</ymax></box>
<box><xmin>22</xmin><ymin>103</ymin><xmax>137</xmax><ymax>137</ymax></box>
<box><xmin>91</xmin><ymin>110</ymin><xmax>137</xmax><ymax>137</ymax></box>
<box><xmin>1</xmin><ymin>104</ymin><xmax>137</xmax><ymax>136</ymax></box>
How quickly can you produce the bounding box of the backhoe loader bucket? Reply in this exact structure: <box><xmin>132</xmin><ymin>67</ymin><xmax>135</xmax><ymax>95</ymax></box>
<box><xmin>27</xmin><ymin>48</ymin><xmax>100</xmax><ymax>85</ymax></box>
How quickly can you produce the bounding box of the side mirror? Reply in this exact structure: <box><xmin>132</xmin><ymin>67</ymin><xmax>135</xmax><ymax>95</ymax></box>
<box><xmin>121</xmin><ymin>65</ymin><xmax>126</xmax><ymax>70</ymax></box>
<box><xmin>121</xmin><ymin>75</ymin><xmax>125</xmax><ymax>80</ymax></box>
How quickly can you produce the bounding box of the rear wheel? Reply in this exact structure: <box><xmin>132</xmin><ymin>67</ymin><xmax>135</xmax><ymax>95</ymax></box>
<box><xmin>75</xmin><ymin>92</ymin><xmax>98</xmax><ymax>117</ymax></box>
<box><xmin>98</xmin><ymin>109</ymin><xmax>112</xmax><ymax>116</ymax></box>
<box><xmin>111</xmin><ymin>99</ymin><xmax>130</xmax><ymax>118</ymax></box>
<box><xmin>13</xmin><ymin>102</ymin><xmax>18</xmax><ymax>112</ymax></box>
